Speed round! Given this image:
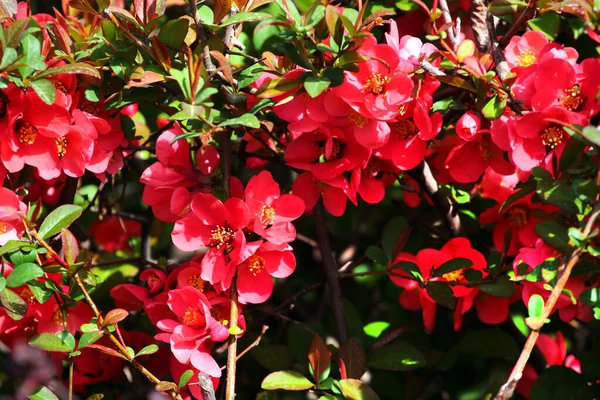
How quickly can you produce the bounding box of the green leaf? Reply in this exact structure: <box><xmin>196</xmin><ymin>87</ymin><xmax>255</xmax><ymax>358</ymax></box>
<box><xmin>35</xmin><ymin>63</ymin><xmax>101</xmax><ymax>79</ymax></box>
<box><xmin>255</xmin><ymin>77</ymin><xmax>302</xmax><ymax>98</ymax></box>
<box><xmin>458</xmin><ymin>329</ymin><xmax>519</xmax><ymax>359</ymax></box>
<box><xmin>363</xmin><ymin>321</ymin><xmax>390</xmax><ymax>338</ymax></box>
<box><xmin>479</xmin><ymin>275</ymin><xmax>516</xmax><ymax>298</ymax></box>
<box><xmin>530</xmin><ymin>366</ymin><xmax>596</xmax><ymax>400</ymax></box>
<box><xmin>0</xmin><ymin>277</ymin><xmax>5</xmax><ymax>292</ymax></box>
<box><xmin>367</xmin><ymin>342</ymin><xmax>426</xmax><ymax>371</ymax></box>
<box><xmin>581</xmin><ymin>126</ymin><xmax>600</xmax><ymax>147</ymax></box>
<box><xmin>528</xmin><ymin>294</ymin><xmax>544</xmax><ymax>319</ymax></box>
<box><xmin>0</xmin><ymin>287</ymin><xmax>27</xmax><ymax>320</ymax></box>
<box><xmin>158</xmin><ymin>18</ymin><xmax>189</xmax><ymax>49</ymax></box>
<box><xmin>431</xmin><ymin>258</ymin><xmax>473</xmax><ymax>278</ymax></box>
<box><xmin>221</xmin><ymin>11</ymin><xmax>272</xmax><ymax>26</ymax></box>
<box><xmin>381</xmin><ymin>216</ymin><xmax>408</xmax><ymax>261</ymax></box>
<box><xmin>365</xmin><ymin>246</ymin><xmax>387</xmax><ymax>265</ymax></box>
<box><xmin>394</xmin><ymin>261</ymin><xmax>423</xmax><ymax>281</ymax></box>
<box><xmin>218</xmin><ymin>114</ymin><xmax>260</xmax><ymax>129</ymax></box>
<box><xmin>426</xmin><ymin>281</ymin><xmax>456</xmax><ymax>309</ymax></box>
<box><xmin>304</xmin><ymin>75</ymin><xmax>331</xmax><ymax>98</ymax></box>
<box><xmin>481</xmin><ymin>95</ymin><xmax>506</xmax><ymax>120</ymax></box>
<box><xmin>136</xmin><ymin>344</ymin><xmax>159</xmax><ymax>357</ymax></box>
<box><xmin>102</xmin><ymin>308</ymin><xmax>129</xmax><ymax>326</ymax></box>
<box><xmin>499</xmin><ymin>181</ymin><xmax>536</xmax><ymax>212</ymax></box>
<box><xmin>30</xmin><ymin>79</ymin><xmax>56</xmax><ymax>105</ymax></box>
<box><xmin>534</xmin><ymin>220</ymin><xmax>572</xmax><ymax>252</ymax></box>
<box><xmin>38</xmin><ymin>205</ymin><xmax>83</xmax><ymax>239</ymax></box>
<box><xmin>6</xmin><ymin>262</ymin><xmax>44</xmax><ymax>288</ymax></box>
<box><xmin>78</xmin><ymin>331</ymin><xmax>104</xmax><ymax>349</ymax></box>
<box><xmin>252</xmin><ymin>344</ymin><xmax>293</xmax><ymax>372</ymax></box>
<box><xmin>0</xmin><ymin>47</ymin><xmax>17</xmax><ymax>70</ymax></box>
<box><xmin>28</xmin><ymin>386</ymin><xmax>59</xmax><ymax>400</ymax></box>
<box><xmin>29</xmin><ymin>332</ymin><xmax>75</xmax><ymax>352</ymax></box>
<box><xmin>0</xmin><ymin>240</ymin><xmax>32</xmax><ymax>256</ymax></box>
<box><xmin>178</xmin><ymin>369</ymin><xmax>194</xmax><ymax>389</ymax></box>
<box><xmin>339</xmin><ymin>379</ymin><xmax>380</xmax><ymax>400</ymax></box>
<box><xmin>527</xmin><ymin>12</ymin><xmax>560</xmax><ymax>40</ymax></box>
<box><xmin>261</xmin><ymin>371</ymin><xmax>314</xmax><ymax>390</ymax></box>
<box><xmin>580</xmin><ymin>288</ymin><xmax>600</xmax><ymax>307</ymax></box>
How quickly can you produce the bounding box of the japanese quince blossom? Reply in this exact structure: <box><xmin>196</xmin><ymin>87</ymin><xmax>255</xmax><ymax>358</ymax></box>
<box><xmin>0</xmin><ymin>187</ymin><xmax>27</xmax><ymax>245</ymax></box>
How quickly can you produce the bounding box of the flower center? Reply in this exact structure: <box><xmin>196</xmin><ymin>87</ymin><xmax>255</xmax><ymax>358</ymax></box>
<box><xmin>364</xmin><ymin>73</ymin><xmax>387</xmax><ymax>95</ymax></box>
<box><xmin>260</xmin><ymin>205</ymin><xmax>275</xmax><ymax>228</ymax></box>
<box><xmin>348</xmin><ymin>111</ymin><xmax>368</xmax><ymax>128</ymax></box>
<box><xmin>516</xmin><ymin>50</ymin><xmax>537</xmax><ymax>67</ymax></box>
<box><xmin>0</xmin><ymin>222</ymin><xmax>7</xmax><ymax>234</ymax></box>
<box><xmin>16</xmin><ymin>121</ymin><xmax>37</xmax><ymax>145</ymax></box>
<box><xmin>507</xmin><ymin>205</ymin><xmax>529</xmax><ymax>228</ymax></box>
<box><xmin>56</xmin><ymin>137</ymin><xmax>68</xmax><ymax>158</ymax></box>
<box><xmin>247</xmin><ymin>254</ymin><xmax>266</xmax><ymax>276</ymax></box>
<box><xmin>188</xmin><ymin>273</ymin><xmax>205</xmax><ymax>292</ymax></box>
<box><xmin>391</xmin><ymin>120</ymin><xmax>418</xmax><ymax>140</ymax></box>
<box><xmin>326</xmin><ymin>139</ymin><xmax>343</xmax><ymax>161</ymax></box>
<box><xmin>52</xmin><ymin>308</ymin><xmax>64</xmax><ymax>326</ymax></box>
<box><xmin>52</xmin><ymin>80</ymin><xmax>68</xmax><ymax>94</ymax></box>
<box><xmin>442</xmin><ymin>269</ymin><xmax>465</xmax><ymax>282</ymax></box>
<box><xmin>183</xmin><ymin>306</ymin><xmax>204</xmax><ymax>328</ymax></box>
<box><xmin>17</xmin><ymin>287</ymin><xmax>37</xmax><ymax>304</ymax></box>
<box><xmin>211</xmin><ymin>308</ymin><xmax>229</xmax><ymax>326</ymax></box>
<box><xmin>559</xmin><ymin>85</ymin><xmax>583</xmax><ymax>111</ymax></box>
<box><xmin>209</xmin><ymin>225</ymin><xmax>234</xmax><ymax>248</ymax></box>
<box><xmin>540</xmin><ymin>125</ymin><xmax>565</xmax><ymax>149</ymax></box>
<box><xmin>81</xmin><ymin>100</ymin><xmax>99</xmax><ymax>116</ymax></box>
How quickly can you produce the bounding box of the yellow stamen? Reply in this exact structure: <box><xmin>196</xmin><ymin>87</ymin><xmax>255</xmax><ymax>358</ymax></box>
<box><xmin>364</xmin><ymin>73</ymin><xmax>387</xmax><ymax>95</ymax></box>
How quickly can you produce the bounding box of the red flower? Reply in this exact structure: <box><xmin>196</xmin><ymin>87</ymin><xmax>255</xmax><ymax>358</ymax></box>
<box><xmin>172</xmin><ymin>193</ymin><xmax>251</xmax><ymax>285</ymax></box>
<box><xmin>244</xmin><ymin>171</ymin><xmax>305</xmax><ymax>245</ymax></box>
<box><xmin>89</xmin><ymin>215</ymin><xmax>141</xmax><ymax>252</ymax></box>
<box><xmin>0</xmin><ymin>187</ymin><xmax>27</xmax><ymax>245</ymax></box>
<box><xmin>390</xmin><ymin>238</ymin><xmax>487</xmax><ymax>332</ymax></box>
<box><xmin>292</xmin><ymin>172</ymin><xmax>353</xmax><ymax>216</ymax></box>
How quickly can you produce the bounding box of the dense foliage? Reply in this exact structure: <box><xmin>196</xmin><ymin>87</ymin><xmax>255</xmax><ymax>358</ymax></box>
<box><xmin>2</xmin><ymin>0</ymin><xmax>600</xmax><ymax>399</ymax></box>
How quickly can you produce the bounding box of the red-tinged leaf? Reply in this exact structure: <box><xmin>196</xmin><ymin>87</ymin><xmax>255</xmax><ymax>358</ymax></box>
<box><xmin>61</xmin><ymin>228</ymin><xmax>79</xmax><ymax>265</ymax></box>
<box><xmin>48</xmin><ymin>21</ymin><xmax>74</xmax><ymax>56</ymax></box>
<box><xmin>209</xmin><ymin>50</ymin><xmax>234</xmax><ymax>84</ymax></box>
<box><xmin>86</xmin><ymin>344</ymin><xmax>128</xmax><ymax>360</ymax></box>
<box><xmin>339</xmin><ymin>379</ymin><xmax>380</xmax><ymax>400</ymax></box>
<box><xmin>434</xmin><ymin>75</ymin><xmax>477</xmax><ymax>92</ymax></box>
<box><xmin>247</xmin><ymin>0</ymin><xmax>273</xmax><ymax>11</ymax></box>
<box><xmin>103</xmin><ymin>308</ymin><xmax>129</xmax><ymax>326</ymax></box>
<box><xmin>325</xmin><ymin>5</ymin><xmax>341</xmax><ymax>36</ymax></box>
<box><xmin>128</xmin><ymin>67</ymin><xmax>165</xmax><ymax>87</ymax></box>
<box><xmin>255</xmin><ymin>77</ymin><xmax>301</xmax><ymax>98</ymax></box>
<box><xmin>233</xmin><ymin>0</ymin><xmax>247</xmax><ymax>9</ymax></box>
<box><xmin>105</xmin><ymin>6</ymin><xmax>141</xmax><ymax>28</ymax></box>
<box><xmin>150</xmin><ymin>37</ymin><xmax>171</xmax><ymax>69</ymax></box>
<box><xmin>361</xmin><ymin>9</ymin><xmax>396</xmax><ymax>29</ymax></box>
<box><xmin>308</xmin><ymin>334</ymin><xmax>331</xmax><ymax>386</ymax></box>
<box><xmin>214</xmin><ymin>0</ymin><xmax>233</xmax><ymax>24</ymax></box>
<box><xmin>339</xmin><ymin>339</ymin><xmax>366</xmax><ymax>380</ymax></box>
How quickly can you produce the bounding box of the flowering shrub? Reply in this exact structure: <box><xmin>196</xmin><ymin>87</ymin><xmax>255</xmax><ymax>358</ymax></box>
<box><xmin>2</xmin><ymin>0</ymin><xmax>600</xmax><ymax>399</ymax></box>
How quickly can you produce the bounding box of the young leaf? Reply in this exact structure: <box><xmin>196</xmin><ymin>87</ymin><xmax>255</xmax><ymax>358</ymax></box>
<box><xmin>28</xmin><ymin>386</ymin><xmax>59</xmax><ymax>400</ymax></box>
<box><xmin>528</xmin><ymin>294</ymin><xmax>544</xmax><ymax>319</ymax></box>
<box><xmin>0</xmin><ymin>277</ymin><xmax>5</xmax><ymax>292</ymax></box>
<box><xmin>103</xmin><ymin>308</ymin><xmax>129</xmax><ymax>326</ymax></box>
<box><xmin>221</xmin><ymin>11</ymin><xmax>271</xmax><ymax>26</ymax></box>
<box><xmin>178</xmin><ymin>369</ymin><xmax>194</xmax><ymax>389</ymax></box>
<box><xmin>30</xmin><ymin>79</ymin><xmax>57</xmax><ymax>106</ymax></box>
<box><xmin>136</xmin><ymin>344</ymin><xmax>159</xmax><ymax>357</ymax></box>
<box><xmin>367</xmin><ymin>342</ymin><xmax>426</xmax><ymax>371</ymax></box>
<box><xmin>38</xmin><ymin>205</ymin><xmax>83</xmax><ymax>239</ymax></box>
<box><xmin>35</xmin><ymin>63</ymin><xmax>101</xmax><ymax>79</ymax></box>
<box><xmin>481</xmin><ymin>95</ymin><xmax>506</xmax><ymax>120</ymax></box>
<box><xmin>261</xmin><ymin>371</ymin><xmax>314</xmax><ymax>390</ymax></box>
<box><xmin>6</xmin><ymin>262</ymin><xmax>44</xmax><ymax>288</ymax></box>
<box><xmin>338</xmin><ymin>338</ymin><xmax>366</xmax><ymax>380</ymax></box>
<box><xmin>308</xmin><ymin>334</ymin><xmax>331</xmax><ymax>386</ymax></box>
<box><xmin>61</xmin><ymin>228</ymin><xmax>79</xmax><ymax>265</ymax></box>
<box><xmin>339</xmin><ymin>379</ymin><xmax>380</xmax><ymax>400</ymax></box>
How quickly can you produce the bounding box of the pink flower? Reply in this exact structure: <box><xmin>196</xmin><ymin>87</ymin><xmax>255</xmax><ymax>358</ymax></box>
<box><xmin>0</xmin><ymin>188</ymin><xmax>26</xmax><ymax>245</ymax></box>
<box><xmin>172</xmin><ymin>193</ymin><xmax>251</xmax><ymax>285</ymax></box>
<box><xmin>236</xmin><ymin>241</ymin><xmax>296</xmax><ymax>304</ymax></box>
<box><xmin>504</xmin><ymin>31</ymin><xmax>549</xmax><ymax>69</ymax></box>
<box><xmin>244</xmin><ymin>171</ymin><xmax>305</xmax><ymax>245</ymax></box>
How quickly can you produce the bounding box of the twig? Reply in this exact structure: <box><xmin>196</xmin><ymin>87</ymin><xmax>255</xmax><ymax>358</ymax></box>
<box><xmin>438</xmin><ymin>0</ymin><xmax>460</xmax><ymax>51</ymax></box>
<box><xmin>314</xmin><ymin>201</ymin><xmax>348</xmax><ymax>343</ymax></box>
<box><xmin>199</xmin><ymin>373</ymin><xmax>216</xmax><ymax>400</ymax></box>
<box><xmin>494</xmin><ymin>203</ymin><xmax>600</xmax><ymax>400</ymax></box>
<box><xmin>421</xmin><ymin>60</ymin><xmax>445</xmax><ymax>77</ymax></box>
<box><xmin>408</xmin><ymin>161</ymin><xmax>463</xmax><ymax>237</ymax></box>
<box><xmin>223</xmin><ymin>5</ymin><xmax>239</xmax><ymax>52</ymax></box>
<box><xmin>188</xmin><ymin>0</ymin><xmax>216</xmax><ymax>72</ymax></box>
<box><xmin>221</xmin><ymin>325</ymin><xmax>269</xmax><ymax>370</ymax></box>
<box><xmin>26</xmin><ymin>227</ymin><xmax>183</xmax><ymax>400</ymax></box>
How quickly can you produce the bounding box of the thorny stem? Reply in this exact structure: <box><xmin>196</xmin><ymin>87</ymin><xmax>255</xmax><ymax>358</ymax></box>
<box><xmin>314</xmin><ymin>201</ymin><xmax>349</xmax><ymax>343</ymax></box>
<box><xmin>26</xmin><ymin>228</ymin><xmax>183</xmax><ymax>400</ymax></box>
<box><xmin>494</xmin><ymin>202</ymin><xmax>600</xmax><ymax>400</ymax></box>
